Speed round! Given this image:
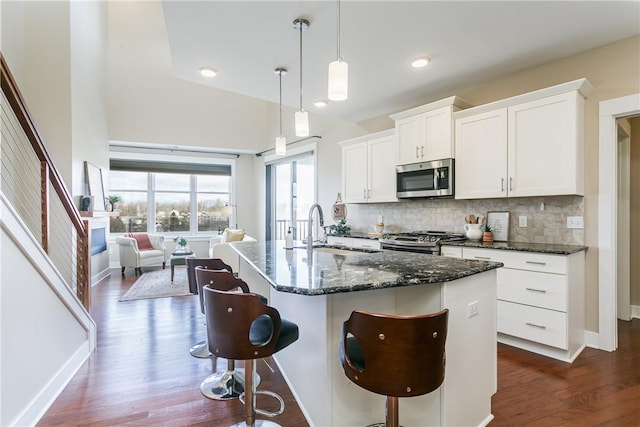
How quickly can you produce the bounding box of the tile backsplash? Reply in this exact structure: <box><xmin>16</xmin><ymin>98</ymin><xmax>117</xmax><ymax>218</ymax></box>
<box><xmin>344</xmin><ymin>195</ymin><xmax>584</xmax><ymax>245</ymax></box>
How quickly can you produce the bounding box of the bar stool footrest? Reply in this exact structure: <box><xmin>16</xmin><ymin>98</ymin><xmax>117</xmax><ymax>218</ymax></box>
<box><xmin>239</xmin><ymin>389</ymin><xmax>285</xmax><ymax>417</ymax></box>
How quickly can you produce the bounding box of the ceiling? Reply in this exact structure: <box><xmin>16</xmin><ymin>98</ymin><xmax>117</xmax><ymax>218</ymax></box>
<box><xmin>162</xmin><ymin>1</ymin><xmax>640</xmax><ymax>123</ymax></box>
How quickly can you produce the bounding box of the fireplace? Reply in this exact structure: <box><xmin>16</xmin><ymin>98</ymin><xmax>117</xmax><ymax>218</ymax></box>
<box><xmin>90</xmin><ymin>227</ymin><xmax>107</xmax><ymax>256</ymax></box>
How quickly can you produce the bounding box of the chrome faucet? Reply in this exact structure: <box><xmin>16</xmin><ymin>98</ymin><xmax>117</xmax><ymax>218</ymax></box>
<box><xmin>307</xmin><ymin>203</ymin><xmax>325</xmax><ymax>251</ymax></box>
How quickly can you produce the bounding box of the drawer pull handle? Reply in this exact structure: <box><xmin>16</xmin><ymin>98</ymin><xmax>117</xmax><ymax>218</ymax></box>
<box><xmin>361</xmin><ymin>245</ymin><xmax>372</xmax><ymax>248</ymax></box>
<box><xmin>525</xmin><ymin>287</ymin><xmax>547</xmax><ymax>293</ymax></box>
<box><xmin>474</xmin><ymin>256</ymin><xmax>491</xmax><ymax>260</ymax></box>
<box><xmin>526</xmin><ymin>261</ymin><xmax>547</xmax><ymax>266</ymax></box>
<box><xmin>525</xmin><ymin>322</ymin><xmax>547</xmax><ymax>330</ymax></box>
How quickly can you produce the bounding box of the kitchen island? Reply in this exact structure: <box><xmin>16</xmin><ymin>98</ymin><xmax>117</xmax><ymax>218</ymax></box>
<box><xmin>231</xmin><ymin>241</ymin><xmax>503</xmax><ymax>427</ymax></box>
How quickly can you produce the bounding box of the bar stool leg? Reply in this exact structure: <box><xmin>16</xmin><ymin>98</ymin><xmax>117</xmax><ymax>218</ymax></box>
<box><xmin>386</xmin><ymin>396</ymin><xmax>399</xmax><ymax>427</ymax></box>
<box><xmin>231</xmin><ymin>359</ymin><xmax>282</xmax><ymax>427</ymax></box>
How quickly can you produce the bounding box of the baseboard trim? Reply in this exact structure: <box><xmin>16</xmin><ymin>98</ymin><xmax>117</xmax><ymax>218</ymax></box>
<box><xmin>584</xmin><ymin>330</ymin><xmax>600</xmax><ymax>349</ymax></box>
<box><xmin>632</xmin><ymin>305</ymin><xmax>640</xmax><ymax>319</ymax></box>
<box><xmin>12</xmin><ymin>342</ymin><xmax>91</xmax><ymax>426</ymax></box>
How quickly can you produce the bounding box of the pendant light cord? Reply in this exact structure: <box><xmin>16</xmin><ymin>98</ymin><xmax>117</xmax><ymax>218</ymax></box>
<box><xmin>299</xmin><ymin>22</ymin><xmax>303</xmax><ymax>111</ymax></box>
<box><xmin>337</xmin><ymin>0</ymin><xmax>341</xmax><ymax>60</ymax></box>
<box><xmin>278</xmin><ymin>71</ymin><xmax>283</xmax><ymax>136</ymax></box>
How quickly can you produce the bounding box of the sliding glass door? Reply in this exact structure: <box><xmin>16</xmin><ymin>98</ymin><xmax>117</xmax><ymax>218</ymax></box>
<box><xmin>266</xmin><ymin>154</ymin><xmax>315</xmax><ymax>241</ymax></box>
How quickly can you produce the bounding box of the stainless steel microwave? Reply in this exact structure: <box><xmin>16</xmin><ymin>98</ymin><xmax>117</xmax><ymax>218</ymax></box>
<box><xmin>396</xmin><ymin>158</ymin><xmax>454</xmax><ymax>199</ymax></box>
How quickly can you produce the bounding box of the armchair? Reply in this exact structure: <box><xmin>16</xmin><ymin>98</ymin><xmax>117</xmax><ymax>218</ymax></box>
<box><xmin>116</xmin><ymin>233</ymin><xmax>167</xmax><ymax>274</ymax></box>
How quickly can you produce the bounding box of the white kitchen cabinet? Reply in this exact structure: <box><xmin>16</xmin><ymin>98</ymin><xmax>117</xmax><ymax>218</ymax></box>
<box><xmin>340</xmin><ymin>129</ymin><xmax>397</xmax><ymax>204</ymax></box>
<box><xmin>390</xmin><ymin>96</ymin><xmax>471</xmax><ymax>165</ymax></box>
<box><xmin>443</xmin><ymin>245</ymin><xmax>585</xmax><ymax>362</ymax></box>
<box><xmin>454</xmin><ymin>79</ymin><xmax>592</xmax><ymax>199</ymax></box>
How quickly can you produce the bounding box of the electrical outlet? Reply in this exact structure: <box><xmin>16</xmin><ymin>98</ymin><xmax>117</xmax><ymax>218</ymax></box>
<box><xmin>519</xmin><ymin>215</ymin><xmax>527</xmax><ymax>227</ymax></box>
<box><xmin>567</xmin><ymin>216</ymin><xmax>584</xmax><ymax>229</ymax></box>
<box><xmin>467</xmin><ymin>301</ymin><xmax>479</xmax><ymax>318</ymax></box>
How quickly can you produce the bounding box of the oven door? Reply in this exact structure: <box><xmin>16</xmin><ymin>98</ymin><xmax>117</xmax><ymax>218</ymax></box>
<box><xmin>396</xmin><ymin>158</ymin><xmax>454</xmax><ymax>198</ymax></box>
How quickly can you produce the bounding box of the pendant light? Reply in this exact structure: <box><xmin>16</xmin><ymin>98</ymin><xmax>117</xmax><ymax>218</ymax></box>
<box><xmin>293</xmin><ymin>18</ymin><xmax>310</xmax><ymax>137</ymax></box>
<box><xmin>274</xmin><ymin>68</ymin><xmax>287</xmax><ymax>156</ymax></box>
<box><xmin>328</xmin><ymin>0</ymin><xmax>348</xmax><ymax>101</ymax></box>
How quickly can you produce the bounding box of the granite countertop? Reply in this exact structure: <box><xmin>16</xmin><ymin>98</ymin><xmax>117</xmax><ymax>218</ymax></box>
<box><xmin>441</xmin><ymin>240</ymin><xmax>587</xmax><ymax>255</ymax></box>
<box><xmin>231</xmin><ymin>240</ymin><xmax>503</xmax><ymax>296</ymax></box>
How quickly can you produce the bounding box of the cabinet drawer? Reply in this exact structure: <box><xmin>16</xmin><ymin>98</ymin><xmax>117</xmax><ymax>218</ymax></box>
<box><xmin>463</xmin><ymin>248</ymin><xmax>567</xmax><ymax>274</ymax></box>
<box><xmin>327</xmin><ymin>236</ymin><xmax>381</xmax><ymax>251</ymax></box>
<box><xmin>497</xmin><ymin>269</ymin><xmax>567</xmax><ymax>311</ymax></box>
<box><xmin>498</xmin><ymin>300</ymin><xmax>567</xmax><ymax>349</ymax></box>
<box><xmin>440</xmin><ymin>246</ymin><xmax>462</xmax><ymax>258</ymax></box>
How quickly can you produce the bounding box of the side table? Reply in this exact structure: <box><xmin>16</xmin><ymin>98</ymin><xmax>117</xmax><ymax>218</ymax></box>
<box><xmin>169</xmin><ymin>252</ymin><xmax>196</xmax><ymax>282</ymax></box>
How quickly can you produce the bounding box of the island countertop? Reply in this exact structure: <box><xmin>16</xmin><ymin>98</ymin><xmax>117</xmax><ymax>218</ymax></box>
<box><xmin>441</xmin><ymin>240</ymin><xmax>587</xmax><ymax>254</ymax></box>
<box><xmin>231</xmin><ymin>240</ymin><xmax>502</xmax><ymax>296</ymax></box>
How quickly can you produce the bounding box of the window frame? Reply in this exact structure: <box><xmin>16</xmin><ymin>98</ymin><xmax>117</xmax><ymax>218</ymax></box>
<box><xmin>109</xmin><ymin>151</ymin><xmax>236</xmax><ymax>237</ymax></box>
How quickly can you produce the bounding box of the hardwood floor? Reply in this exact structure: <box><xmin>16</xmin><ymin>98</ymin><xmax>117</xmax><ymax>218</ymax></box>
<box><xmin>39</xmin><ymin>268</ymin><xmax>640</xmax><ymax>426</ymax></box>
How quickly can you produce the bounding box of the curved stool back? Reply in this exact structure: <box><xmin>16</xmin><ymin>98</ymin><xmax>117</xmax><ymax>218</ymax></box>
<box><xmin>340</xmin><ymin>308</ymin><xmax>448</xmax><ymax>427</ymax></box>
<box><xmin>185</xmin><ymin>258</ymin><xmax>233</xmax><ymax>360</ymax></box>
<box><xmin>204</xmin><ymin>286</ymin><xmax>299</xmax><ymax>426</ymax></box>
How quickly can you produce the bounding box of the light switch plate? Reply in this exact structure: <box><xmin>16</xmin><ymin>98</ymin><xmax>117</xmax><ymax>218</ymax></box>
<box><xmin>519</xmin><ymin>216</ymin><xmax>527</xmax><ymax>227</ymax></box>
<box><xmin>567</xmin><ymin>216</ymin><xmax>584</xmax><ymax>229</ymax></box>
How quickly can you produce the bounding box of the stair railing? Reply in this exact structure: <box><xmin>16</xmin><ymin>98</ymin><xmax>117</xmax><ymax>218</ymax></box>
<box><xmin>1</xmin><ymin>53</ymin><xmax>90</xmax><ymax>308</ymax></box>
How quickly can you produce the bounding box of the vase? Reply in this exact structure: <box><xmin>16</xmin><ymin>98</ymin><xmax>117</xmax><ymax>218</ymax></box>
<box><xmin>463</xmin><ymin>223</ymin><xmax>483</xmax><ymax>241</ymax></box>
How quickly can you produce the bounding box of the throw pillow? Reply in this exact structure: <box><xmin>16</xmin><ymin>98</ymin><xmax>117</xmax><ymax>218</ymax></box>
<box><xmin>222</xmin><ymin>228</ymin><xmax>245</xmax><ymax>243</ymax></box>
<box><xmin>125</xmin><ymin>232</ymin><xmax>153</xmax><ymax>251</ymax></box>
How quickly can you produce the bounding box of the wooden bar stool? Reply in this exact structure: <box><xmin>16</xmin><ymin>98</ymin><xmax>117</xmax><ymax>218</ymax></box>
<box><xmin>186</xmin><ymin>258</ymin><xmax>233</xmax><ymax>359</ymax></box>
<box><xmin>196</xmin><ymin>267</ymin><xmax>263</xmax><ymax>401</ymax></box>
<box><xmin>204</xmin><ymin>284</ymin><xmax>299</xmax><ymax>427</ymax></box>
<box><xmin>340</xmin><ymin>308</ymin><xmax>449</xmax><ymax>427</ymax></box>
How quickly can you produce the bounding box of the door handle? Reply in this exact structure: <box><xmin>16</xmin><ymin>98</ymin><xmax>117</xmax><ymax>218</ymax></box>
<box><xmin>501</xmin><ymin>177</ymin><xmax>505</xmax><ymax>192</ymax></box>
<box><xmin>421</xmin><ymin>145</ymin><xmax>425</xmax><ymax>158</ymax></box>
<box><xmin>509</xmin><ymin>177</ymin><xmax>513</xmax><ymax>192</ymax></box>
<box><xmin>363</xmin><ymin>189</ymin><xmax>367</xmax><ymax>199</ymax></box>
<box><xmin>416</xmin><ymin>146</ymin><xmax>419</xmax><ymax>158</ymax></box>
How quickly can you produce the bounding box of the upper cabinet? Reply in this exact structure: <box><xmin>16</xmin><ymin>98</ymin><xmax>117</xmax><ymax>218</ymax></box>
<box><xmin>454</xmin><ymin>79</ymin><xmax>593</xmax><ymax>200</ymax></box>
<box><xmin>390</xmin><ymin>96</ymin><xmax>472</xmax><ymax>165</ymax></box>
<box><xmin>340</xmin><ymin>129</ymin><xmax>397</xmax><ymax>204</ymax></box>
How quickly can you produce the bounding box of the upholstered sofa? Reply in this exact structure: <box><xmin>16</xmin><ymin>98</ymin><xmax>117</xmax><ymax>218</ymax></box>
<box><xmin>116</xmin><ymin>233</ymin><xmax>167</xmax><ymax>274</ymax></box>
<box><xmin>208</xmin><ymin>229</ymin><xmax>257</xmax><ymax>272</ymax></box>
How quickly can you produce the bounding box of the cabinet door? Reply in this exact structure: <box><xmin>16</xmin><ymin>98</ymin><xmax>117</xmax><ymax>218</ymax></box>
<box><xmin>396</xmin><ymin>116</ymin><xmax>421</xmax><ymax>165</ymax></box>
<box><xmin>508</xmin><ymin>92</ymin><xmax>581</xmax><ymax>197</ymax></box>
<box><xmin>455</xmin><ymin>109</ymin><xmax>508</xmax><ymax>199</ymax></box>
<box><xmin>342</xmin><ymin>142</ymin><xmax>368</xmax><ymax>203</ymax></box>
<box><xmin>367</xmin><ymin>135</ymin><xmax>398</xmax><ymax>202</ymax></box>
<box><xmin>422</xmin><ymin>106</ymin><xmax>454</xmax><ymax>161</ymax></box>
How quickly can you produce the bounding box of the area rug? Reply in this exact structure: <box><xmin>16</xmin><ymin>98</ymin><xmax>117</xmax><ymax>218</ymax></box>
<box><xmin>119</xmin><ymin>268</ymin><xmax>192</xmax><ymax>301</ymax></box>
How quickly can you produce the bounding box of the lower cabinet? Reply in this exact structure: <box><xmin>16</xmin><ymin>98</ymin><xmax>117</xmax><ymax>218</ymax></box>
<box><xmin>442</xmin><ymin>245</ymin><xmax>585</xmax><ymax>362</ymax></box>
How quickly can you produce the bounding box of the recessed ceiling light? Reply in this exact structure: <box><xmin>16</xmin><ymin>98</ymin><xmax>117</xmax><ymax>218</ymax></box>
<box><xmin>411</xmin><ymin>57</ymin><xmax>431</xmax><ymax>68</ymax></box>
<box><xmin>314</xmin><ymin>100</ymin><xmax>328</xmax><ymax>108</ymax></box>
<box><xmin>199</xmin><ymin>67</ymin><xmax>218</xmax><ymax>78</ymax></box>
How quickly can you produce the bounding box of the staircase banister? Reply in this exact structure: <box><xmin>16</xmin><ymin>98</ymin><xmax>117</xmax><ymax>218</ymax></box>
<box><xmin>1</xmin><ymin>53</ymin><xmax>86</xmax><ymax>235</ymax></box>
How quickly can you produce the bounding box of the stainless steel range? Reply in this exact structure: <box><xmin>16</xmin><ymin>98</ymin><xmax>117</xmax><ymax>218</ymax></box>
<box><xmin>379</xmin><ymin>231</ymin><xmax>466</xmax><ymax>255</ymax></box>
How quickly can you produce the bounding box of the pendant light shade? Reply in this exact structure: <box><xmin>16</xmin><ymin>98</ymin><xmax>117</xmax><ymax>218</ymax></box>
<box><xmin>328</xmin><ymin>0</ymin><xmax>348</xmax><ymax>101</ymax></box>
<box><xmin>293</xmin><ymin>18</ymin><xmax>310</xmax><ymax>137</ymax></box>
<box><xmin>295</xmin><ymin>110</ymin><xmax>309</xmax><ymax>137</ymax></box>
<box><xmin>274</xmin><ymin>67</ymin><xmax>287</xmax><ymax>155</ymax></box>
<box><xmin>275</xmin><ymin>136</ymin><xmax>287</xmax><ymax>155</ymax></box>
<box><xmin>328</xmin><ymin>59</ymin><xmax>348</xmax><ymax>101</ymax></box>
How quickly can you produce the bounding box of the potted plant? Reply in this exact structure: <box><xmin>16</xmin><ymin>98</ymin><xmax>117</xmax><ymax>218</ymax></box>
<box><xmin>108</xmin><ymin>195</ymin><xmax>123</xmax><ymax>211</ymax></box>
<box><xmin>482</xmin><ymin>224</ymin><xmax>494</xmax><ymax>243</ymax></box>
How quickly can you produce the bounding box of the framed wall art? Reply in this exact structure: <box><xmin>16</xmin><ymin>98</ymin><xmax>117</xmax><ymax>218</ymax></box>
<box><xmin>85</xmin><ymin>161</ymin><xmax>106</xmax><ymax>211</ymax></box>
<box><xmin>487</xmin><ymin>211</ymin><xmax>510</xmax><ymax>242</ymax></box>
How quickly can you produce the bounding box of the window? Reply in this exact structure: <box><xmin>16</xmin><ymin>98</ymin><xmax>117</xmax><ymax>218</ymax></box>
<box><xmin>109</xmin><ymin>160</ymin><xmax>233</xmax><ymax>235</ymax></box>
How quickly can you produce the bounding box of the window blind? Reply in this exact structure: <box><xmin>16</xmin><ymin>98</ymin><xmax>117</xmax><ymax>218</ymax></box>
<box><xmin>110</xmin><ymin>159</ymin><xmax>231</xmax><ymax>176</ymax></box>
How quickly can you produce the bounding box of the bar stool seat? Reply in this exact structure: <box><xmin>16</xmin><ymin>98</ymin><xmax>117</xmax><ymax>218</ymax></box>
<box><xmin>340</xmin><ymin>308</ymin><xmax>449</xmax><ymax>427</ymax></box>
<box><xmin>204</xmin><ymin>284</ymin><xmax>299</xmax><ymax>427</ymax></box>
